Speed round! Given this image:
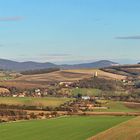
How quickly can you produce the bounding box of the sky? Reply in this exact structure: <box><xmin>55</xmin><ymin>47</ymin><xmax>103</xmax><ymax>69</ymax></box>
<box><xmin>0</xmin><ymin>0</ymin><xmax>140</xmax><ymax>64</ymax></box>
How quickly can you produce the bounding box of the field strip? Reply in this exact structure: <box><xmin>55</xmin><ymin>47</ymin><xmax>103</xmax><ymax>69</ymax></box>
<box><xmin>2</xmin><ymin>115</ymin><xmax>68</xmax><ymax>125</ymax></box>
<box><xmin>1</xmin><ymin>109</ymin><xmax>140</xmax><ymax>116</ymax></box>
<box><xmin>87</xmin><ymin>116</ymin><xmax>140</xmax><ymax>140</ymax></box>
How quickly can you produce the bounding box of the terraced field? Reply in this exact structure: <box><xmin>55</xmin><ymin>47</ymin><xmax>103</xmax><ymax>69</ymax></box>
<box><xmin>0</xmin><ymin>116</ymin><xmax>133</xmax><ymax>140</ymax></box>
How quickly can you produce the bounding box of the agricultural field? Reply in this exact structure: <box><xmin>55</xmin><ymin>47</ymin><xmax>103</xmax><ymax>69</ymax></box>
<box><xmin>102</xmin><ymin>64</ymin><xmax>140</xmax><ymax>78</ymax></box>
<box><xmin>64</xmin><ymin>69</ymin><xmax>126</xmax><ymax>80</ymax></box>
<box><xmin>0</xmin><ymin>97</ymin><xmax>72</xmax><ymax>107</ymax></box>
<box><xmin>93</xmin><ymin>100</ymin><xmax>140</xmax><ymax>112</ymax></box>
<box><xmin>0</xmin><ymin>68</ymin><xmax>126</xmax><ymax>89</ymax></box>
<box><xmin>0</xmin><ymin>71</ymin><xmax>21</xmax><ymax>81</ymax></box>
<box><xmin>0</xmin><ymin>116</ymin><xmax>133</xmax><ymax>140</ymax></box>
<box><xmin>71</xmin><ymin>88</ymin><xmax>102</xmax><ymax>96</ymax></box>
<box><xmin>0</xmin><ymin>70</ymin><xmax>92</xmax><ymax>89</ymax></box>
<box><xmin>90</xmin><ymin>116</ymin><xmax>140</xmax><ymax>140</ymax></box>
<box><xmin>15</xmin><ymin>70</ymin><xmax>91</xmax><ymax>83</ymax></box>
<box><xmin>0</xmin><ymin>81</ymin><xmax>47</xmax><ymax>89</ymax></box>
<box><xmin>0</xmin><ymin>69</ymin><xmax>126</xmax><ymax>90</ymax></box>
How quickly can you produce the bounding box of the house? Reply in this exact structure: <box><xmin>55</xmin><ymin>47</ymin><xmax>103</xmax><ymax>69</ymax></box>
<box><xmin>13</xmin><ymin>94</ymin><xmax>18</xmax><ymax>97</ymax></box>
<box><xmin>82</xmin><ymin>96</ymin><xmax>90</xmax><ymax>100</ymax></box>
<box><xmin>35</xmin><ymin>89</ymin><xmax>41</xmax><ymax>96</ymax></box>
<box><xmin>18</xmin><ymin>94</ymin><xmax>25</xmax><ymax>98</ymax></box>
<box><xmin>59</xmin><ymin>82</ymin><xmax>73</xmax><ymax>87</ymax></box>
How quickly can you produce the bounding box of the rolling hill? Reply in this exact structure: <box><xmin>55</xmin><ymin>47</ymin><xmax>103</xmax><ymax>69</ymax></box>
<box><xmin>0</xmin><ymin>59</ymin><xmax>57</xmax><ymax>71</ymax></box>
<box><xmin>101</xmin><ymin>64</ymin><xmax>140</xmax><ymax>77</ymax></box>
<box><xmin>0</xmin><ymin>59</ymin><xmax>118</xmax><ymax>71</ymax></box>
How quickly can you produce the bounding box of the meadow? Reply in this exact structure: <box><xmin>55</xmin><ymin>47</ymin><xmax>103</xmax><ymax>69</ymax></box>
<box><xmin>0</xmin><ymin>116</ymin><xmax>133</xmax><ymax>140</ymax></box>
<box><xmin>0</xmin><ymin>97</ymin><xmax>72</xmax><ymax>107</ymax></box>
<box><xmin>92</xmin><ymin>100</ymin><xmax>140</xmax><ymax>112</ymax></box>
<box><xmin>71</xmin><ymin>88</ymin><xmax>102</xmax><ymax>96</ymax></box>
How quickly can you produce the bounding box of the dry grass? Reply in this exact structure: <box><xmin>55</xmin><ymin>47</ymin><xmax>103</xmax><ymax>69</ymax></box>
<box><xmin>124</xmin><ymin>102</ymin><xmax>140</xmax><ymax>109</ymax></box>
<box><xmin>0</xmin><ymin>69</ymin><xmax>125</xmax><ymax>89</ymax></box>
<box><xmin>0</xmin><ymin>81</ymin><xmax>46</xmax><ymax>89</ymax></box>
<box><xmin>0</xmin><ymin>97</ymin><xmax>72</xmax><ymax>107</ymax></box>
<box><xmin>63</xmin><ymin>69</ymin><xmax>126</xmax><ymax>80</ymax></box>
<box><xmin>88</xmin><ymin>116</ymin><xmax>140</xmax><ymax>140</ymax></box>
<box><xmin>0</xmin><ymin>71</ymin><xmax>90</xmax><ymax>89</ymax></box>
<box><xmin>15</xmin><ymin>70</ymin><xmax>91</xmax><ymax>82</ymax></box>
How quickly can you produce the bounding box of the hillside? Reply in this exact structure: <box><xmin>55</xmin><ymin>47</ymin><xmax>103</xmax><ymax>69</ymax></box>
<box><xmin>0</xmin><ymin>68</ymin><xmax>126</xmax><ymax>89</ymax></box>
<box><xmin>101</xmin><ymin>64</ymin><xmax>140</xmax><ymax>78</ymax></box>
<box><xmin>89</xmin><ymin>116</ymin><xmax>140</xmax><ymax>140</ymax></box>
<box><xmin>61</xmin><ymin>60</ymin><xmax>119</xmax><ymax>69</ymax></box>
<box><xmin>0</xmin><ymin>59</ymin><xmax>57</xmax><ymax>71</ymax></box>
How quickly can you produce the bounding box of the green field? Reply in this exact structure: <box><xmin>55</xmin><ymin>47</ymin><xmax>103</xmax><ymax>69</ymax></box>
<box><xmin>0</xmin><ymin>97</ymin><xmax>72</xmax><ymax>107</ymax></box>
<box><xmin>71</xmin><ymin>88</ymin><xmax>102</xmax><ymax>96</ymax></box>
<box><xmin>0</xmin><ymin>116</ymin><xmax>133</xmax><ymax>140</ymax></box>
<box><xmin>94</xmin><ymin>100</ymin><xmax>140</xmax><ymax>112</ymax></box>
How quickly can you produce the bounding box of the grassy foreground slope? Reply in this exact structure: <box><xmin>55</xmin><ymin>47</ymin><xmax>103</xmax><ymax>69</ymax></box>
<box><xmin>0</xmin><ymin>97</ymin><xmax>71</xmax><ymax>107</ymax></box>
<box><xmin>0</xmin><ymin>116</ymin><xmax>133</xmax><ymax>140</ymax></box>
<box><xmin>90</xmin><ymin>116</ymin><xmax>140</xmax><ymax>140</ymax></box>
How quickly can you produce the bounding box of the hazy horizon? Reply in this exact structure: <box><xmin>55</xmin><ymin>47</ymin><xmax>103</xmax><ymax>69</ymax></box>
<box><xmin>0</xmin><ymin>57</ymin><xmax>139</xmax><ymax>65</ymax></box>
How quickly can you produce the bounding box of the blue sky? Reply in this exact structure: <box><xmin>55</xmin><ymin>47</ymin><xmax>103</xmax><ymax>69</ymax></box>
<box><xmin>0</xmin><ymin>0</ymin><xmax>140</xmax><ymax>64</ymax></box>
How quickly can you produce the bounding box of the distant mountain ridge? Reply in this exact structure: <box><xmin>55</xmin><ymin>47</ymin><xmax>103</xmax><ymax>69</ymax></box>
<box><xmin>0</xmin><ymin>59</ymin><xmax>119</xmax><ymax>71</ymax></box>
<box><xmin>61</xmin><ymin>60</ymin><xmax>119</xmax><ymax>69</ymax></box>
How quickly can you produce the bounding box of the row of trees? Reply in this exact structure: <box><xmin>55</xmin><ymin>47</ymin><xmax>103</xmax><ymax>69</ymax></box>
<box><xmin>21</xmin><ymin>68</ymin><xmax>60</xmax><ymax>75</ymax></box>
<box><xmin>71</xmin><ymin>77</ymin><xmax>123</xmax><ymax>91</ymax></box>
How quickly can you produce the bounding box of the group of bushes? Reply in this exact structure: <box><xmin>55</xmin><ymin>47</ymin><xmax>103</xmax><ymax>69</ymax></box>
<box><xmin>71</xmin><ymin>77</ymin><xmax>123</xmax><ymax>91</ymax></box>
<box><xmin>21</xmin><ymin>68</ymin><xmax>60</xmax><ymax>75</ymax></box>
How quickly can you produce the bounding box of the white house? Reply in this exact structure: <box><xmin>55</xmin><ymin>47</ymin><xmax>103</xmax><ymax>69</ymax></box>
<box><xmin>82</xmin><ymin>96</ymin><xmax>90</xmax><ymax>100</ymax></box>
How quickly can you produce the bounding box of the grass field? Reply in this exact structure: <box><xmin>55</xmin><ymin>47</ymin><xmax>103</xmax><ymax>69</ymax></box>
<box><xmin>0</xmin><ymin>116</ymin><xmax>133</xmax><ymax>140</ymax></box>
<box><xmin>94</xmin><ymin>100</ymin><xmax>140</xmax><ymax>112</ymax></box>
<box><xmin>0</xmin><ymin>97</ymin><xmax>72</xmax><ymax>107</ymax></box>
<box><xmin>90</xmin><ymin>116</ymin><xmax>140</xmax><ymax>140</ymax></box>
<box><xmin>71</xmin><ymin>88</ymin><xmax>102</xmax><ymax>96</ymax></box>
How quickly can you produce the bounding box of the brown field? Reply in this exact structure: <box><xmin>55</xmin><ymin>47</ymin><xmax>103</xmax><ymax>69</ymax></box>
<box><xmin>63</xmin><ymin>69</ymin><xmax>126</xmax><ymax>80</ymax></box>
<box><xmin>124</xmin><ymin>102</ymin><xmax>140</xmax><ymax>109</ymax></box>
<box><xmin>88</xmin><ymin>116</ymin><xmax>140</xmax><ymax>140</ymax></box>
<box><xmin>0</xmin><ymin>69</ymin><xmax>126</xmax><ymax>89</ymax></box>
<box><xmin>0</xmin><ymin>81</ymin><xmax>46</xmax><ymax>89</ymax></box>
<box><xmin>15</xmin><ymin>69</ymin><xmax>126</xmax><ymax>83</ymax></box>
<box><xmin>13</xmin><ymin>70</ymin><xmax>91</xmax><ymax>84</ymax></box>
